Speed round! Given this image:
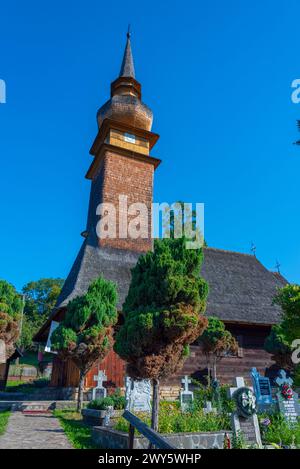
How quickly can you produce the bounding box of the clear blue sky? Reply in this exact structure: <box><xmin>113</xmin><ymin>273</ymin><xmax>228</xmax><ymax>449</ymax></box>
<box><xmin>0</xmin><ymin>0</ymin><xmax>299</xmax><ymax>291</ymax></box>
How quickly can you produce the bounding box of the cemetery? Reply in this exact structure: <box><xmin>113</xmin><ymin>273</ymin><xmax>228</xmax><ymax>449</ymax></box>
<box><xmin>0</xmin><ymin>10</ymin><xmax>300</xmax><ymax>454</ymax></box>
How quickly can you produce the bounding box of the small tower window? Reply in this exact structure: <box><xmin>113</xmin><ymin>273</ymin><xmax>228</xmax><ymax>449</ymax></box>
<box><xmin>124</xmin><ymin>132</ymin><xmax>136</xmax><ymax>144</ymax></box>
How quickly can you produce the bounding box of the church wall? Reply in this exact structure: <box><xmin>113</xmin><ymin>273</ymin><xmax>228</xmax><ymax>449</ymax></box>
<box><xmin>51</xmin><ymin>324</ymin><xmax>275</xmax><ymax>397</ymax></box>
<box><xmin>163</xmin><ymin>324</ymin><xmax>275</xmax><ymax>387</ymax></box>
<box><xmin>50</xmin><ymin>348</ymin><xmax>125</xmax><ymax>390</ymax></box>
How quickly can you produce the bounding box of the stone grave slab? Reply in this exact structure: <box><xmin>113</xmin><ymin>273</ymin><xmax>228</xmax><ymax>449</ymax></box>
<box><xmin>125</xmin><ymin>377</ymin><xmax>151</xmax><ymax>413</ymax></box>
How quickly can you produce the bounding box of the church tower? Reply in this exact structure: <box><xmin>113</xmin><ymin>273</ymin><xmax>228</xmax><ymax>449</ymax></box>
<box><xmin>34</xmin><ymin>32</ymin><xmax>161</xmax><ymax>354</ymax></box>
<box><xmin>85</xmin><ymin>31</ymin><xmax>160</xmax><ymax>252</ymax></box>
<box><xmin>35</xmin><ymin>33</ymin><xmax>161</xmax><ymax>389</ymax></box>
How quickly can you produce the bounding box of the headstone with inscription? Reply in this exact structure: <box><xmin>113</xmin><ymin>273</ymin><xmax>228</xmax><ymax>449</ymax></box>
<box><xmin>125</xmin><ymin>377</ymin><xmax>151</xmax><ymax>413</ymax></box>
<box><xmin>229</xmin><ymin>376</ymin><xmax>262</xmax><ymax>448</ymax></box>
<box><xmin>92</xmin><ymin>370</ymin><xmax>107</xmax><ymax>400</ymax></box>
<box><xmin>180</xmin><ymin>375</ymin><xmax>194</xmax><ymax>411</ymax></box>
<box><xmin>275</xmin><ymin>369</ymin><xmax>300</xmax><ymax>424</ymax></box>
<box><xmin>251</xmin><ymin>367</ymin><xmax>273</xmax><ymax>411</ymax></box>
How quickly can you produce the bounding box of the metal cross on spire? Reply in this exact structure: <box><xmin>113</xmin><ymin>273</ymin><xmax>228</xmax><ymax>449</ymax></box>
<box><xmin>275</xmin><ymin>259</ymin><xmax>281</xmax><ymax>274</ymax></box>
<box><xmin>119</xmin><ymin>25</ymin><xmax>135</xmax><ymax>78</ymax></box>
<box><xmin>250</xmin><ymin>241</ymin><xmax>256</xmax><ymax>257</ymax></box>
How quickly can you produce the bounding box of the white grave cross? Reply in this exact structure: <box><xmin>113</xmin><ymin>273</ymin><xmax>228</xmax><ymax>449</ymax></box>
<box><xmin>275</xmin><ymin>369</ymin><xmax>293</xmax><ymax>388</ymax></box>
<box><xmin>229</xmin><ymin>376</ymin><xmax>246</xmax><ymax>399</ymax></box>
<box><xmin>181</xmin><ymin>375</ymin><xmax>191</xmax><ymax>392</ymax></box>
<box><xmin>92</xmin><ymin>370</ymin><xmax>107</xmax><ymax>400</ymax></box>
<box><xmin>180</xmin><ymin>375</ymin><xmax>194</xmax><ymax>411</ymax></box>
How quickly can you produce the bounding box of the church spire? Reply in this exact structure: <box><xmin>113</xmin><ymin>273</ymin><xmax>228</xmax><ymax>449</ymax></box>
<box><xmin>119</xmin><ymin>26</ymin><xmax>135</xmax><ymax>78</ymax></box>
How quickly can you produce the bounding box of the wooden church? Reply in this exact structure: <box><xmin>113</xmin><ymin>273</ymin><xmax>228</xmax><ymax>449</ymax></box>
<box><xmin>35</xmin><ymin>33</ymin><xmax>287</xmax><ymax>396</ymax></box>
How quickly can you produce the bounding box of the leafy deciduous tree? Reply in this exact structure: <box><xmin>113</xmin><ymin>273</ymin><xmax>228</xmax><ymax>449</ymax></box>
<box><xmin>273</xmin><ymin>284</ymin><xmax>300</xmax><ymax>343</ymax></box>
<box><xmin>0</xmin><ymin>280</ymin><xmax>22</xmax><ymax>359</ymax></box>
<box><xmin>264</xmin><ymin>285</ymin><xmax>300</xmax><ymax>371</ymax></box>
<box><xmin>264</xmin><ymin>324</ymin><xmax>293</xmax><ymax>370</ymax></box>
<box><xmin>19</xmin><ymin>278</ymin><xmax>64</xmax><ymax>351</ymax></box>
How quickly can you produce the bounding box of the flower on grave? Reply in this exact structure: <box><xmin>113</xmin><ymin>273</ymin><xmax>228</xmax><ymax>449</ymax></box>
<box><xmin>260</xmin><ymin>418</ymin><xmax>271</xmax><ymax>427</ymax></box>
<box><xmin>281</xmin><ymin>383</ymin><xmax>293</xmax><ymax>400</ymax></box>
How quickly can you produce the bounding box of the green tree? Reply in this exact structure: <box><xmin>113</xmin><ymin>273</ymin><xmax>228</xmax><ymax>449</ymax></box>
<box><xmin>51</xmin><ymin>276</ymin><xmax>118</xmax><ymax>411</ymax></box>
<box><xmin>19</xmin><ymin>278</ymin><xmax>64</xmax><ymax>351</ymax></box>
<box><xmin>264</xmin><ymin>284</ymin><xmax>300</xmax><ymax>372</ymax></box>
<box><xmin>114</xmin><ymin>237</ymin><xmax>208</xmax><ymax>432</ymax></box>
<box><xmin>22</xmin><ymin>278</ymin><xmax>64</xmax><ymax>321</ymax></box>
<box><xmin>273</xmin><ymin>284</ymin><xmax>300</xmax><ymax>342</ymax></box>
<box><xmin>0</xmin><ymin>280</ymin><xmax>22</xmax><ymax>358</ymax></box>
<box><xmin>197</xmin><ymin>317</ymin><xmax>238</xmax><ymax>385</ymax></box>
<box><xmin>264</xmin><ymin>324</ymin><xmax>293</xmax><ymax>370</ymax></box>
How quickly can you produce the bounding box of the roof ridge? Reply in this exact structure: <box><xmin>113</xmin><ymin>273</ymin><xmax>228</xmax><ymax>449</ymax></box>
<box><xmin>204</xmin><ymin>246</ymin><xmax>254</xmax><ymax>257</ymax></box>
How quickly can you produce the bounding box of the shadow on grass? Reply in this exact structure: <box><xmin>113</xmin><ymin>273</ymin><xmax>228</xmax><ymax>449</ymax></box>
<box><xmin>54</xmin><ymin>410</ymin><xmax>99</xmax><ymax>449</ymax></box>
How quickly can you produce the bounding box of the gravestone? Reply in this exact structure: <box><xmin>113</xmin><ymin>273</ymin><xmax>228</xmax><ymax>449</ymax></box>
<box><xmin>229</xmin><ymin>377</ymin><xmax>262</xmax><ymax>448</ymax></box>
<box><xmin>0</xmin><ymin>340</ymin><xmax>6</xmax><ymax>364</ymax></box>
<box><xmin>275</xmin><ymin>369</ymin><xmax>300</xmax><ymax>424</ymax></box>
<box><xmin>103</xmin><ymin>406</ymin><xmax>114</xmax><ymax>426</ymax></box>
<box><xmin>251</xmin><ymin>367</ymin><xmax>273</xmax><ymax>411</ymax></box>
<box><xmin>180</xmin><ymin>375</ymin><xmax>194</xmax><ymax>411</ymax></box>
<box><xmin>92</xmin><ymin>370</ymin><xmax>107</xmax><ymax>400</ymax></box>
<box><xmin>125</xmin><ymin>377</ymin><xmax>151</xmax><ymax>413</ymax></box>
<box><xmin>203</xmin><ymin>401</ymin><xmax>217</xmax><ymax>415</ymax></box>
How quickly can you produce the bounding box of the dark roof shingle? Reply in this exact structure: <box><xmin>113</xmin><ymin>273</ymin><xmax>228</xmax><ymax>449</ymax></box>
<box><xmin>201</xmin><ymin>248</ymin><xmax>286</xmax><ymax>325</ymax></box>
<box><xmin>36</xmin><ymin>243</ymin><xmax>287</xmax><ymax>341</ymax></box>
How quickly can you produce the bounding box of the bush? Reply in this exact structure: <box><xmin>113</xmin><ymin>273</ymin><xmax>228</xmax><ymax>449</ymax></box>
<box><xmin>259</xmin><ymin>413</ymin><xmax>300</xmax><ymax>447</ymax></box>
<box><xmin>87</xmin><ymin>397</ymin><xmax>114</xmax><ymax>410</ymax></box>
<box><xmin>192</xmin><ymin>382</ymin><xmax>235</xmax><ymax>414</ymax></box>
<box><xmin>32</xmin><ymin>378</ymin><xmax>49</xmax><ymax>388</ymax></box>
<box><xmin>114</xmin><ymin>400</ymin><xmax>231</xmax><ymax>434</ymax></box>
<box><xmin>110</xmin><ymin>389</ymin><xmax>126</xmax><ymax>410</ymax></box>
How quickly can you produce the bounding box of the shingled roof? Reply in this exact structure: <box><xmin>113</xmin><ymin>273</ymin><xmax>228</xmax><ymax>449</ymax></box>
<box><xmin>55</xmin><ymin>238</ymin><xmax>140</xmax><ymax>311</ymax></box>
<box><xmin>119</xmin><ymin>31</ymin><xmax>135</xmax><ymax>78</ymax></box>
<box><xmin>201</xmin><ymin>248</ymin><xmax>286</xmax><ymax>325</ymax></box>
<box><xmin>35</xmin><ymin>243</ymin><xmax>287</xmax><ymax>341</ymax></box>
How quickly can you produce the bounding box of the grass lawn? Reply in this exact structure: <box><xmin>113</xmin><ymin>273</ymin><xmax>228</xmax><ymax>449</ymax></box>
<box><xmin>54</xmin><ymin>410</ymin><xmax>99</xmax><ymax>449</ymax></box>
<box><xmin>5</xmin><ymin>377</ymin><xmax>50</xmax><ymax>393</ymax></box>
<box><xmin>0</xmin><ymin>411</ymin><xmax>10</xmax><ymax>436</ymax></box>
<box><xmin>6</xmin><ymin>380</ymin><xmax>27</xmax><ymax>388</ymax></box>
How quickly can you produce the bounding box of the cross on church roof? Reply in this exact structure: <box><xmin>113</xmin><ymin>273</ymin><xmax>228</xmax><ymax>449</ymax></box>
<box><xmin>275</xmin><ymin>259</ymin><xmax>281</xmax><ymax>274</ymax></box>
<box><xmin>250</xmin><ymin>241</ymin><xmax>256</xmax><ymax>257</ymax></box>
